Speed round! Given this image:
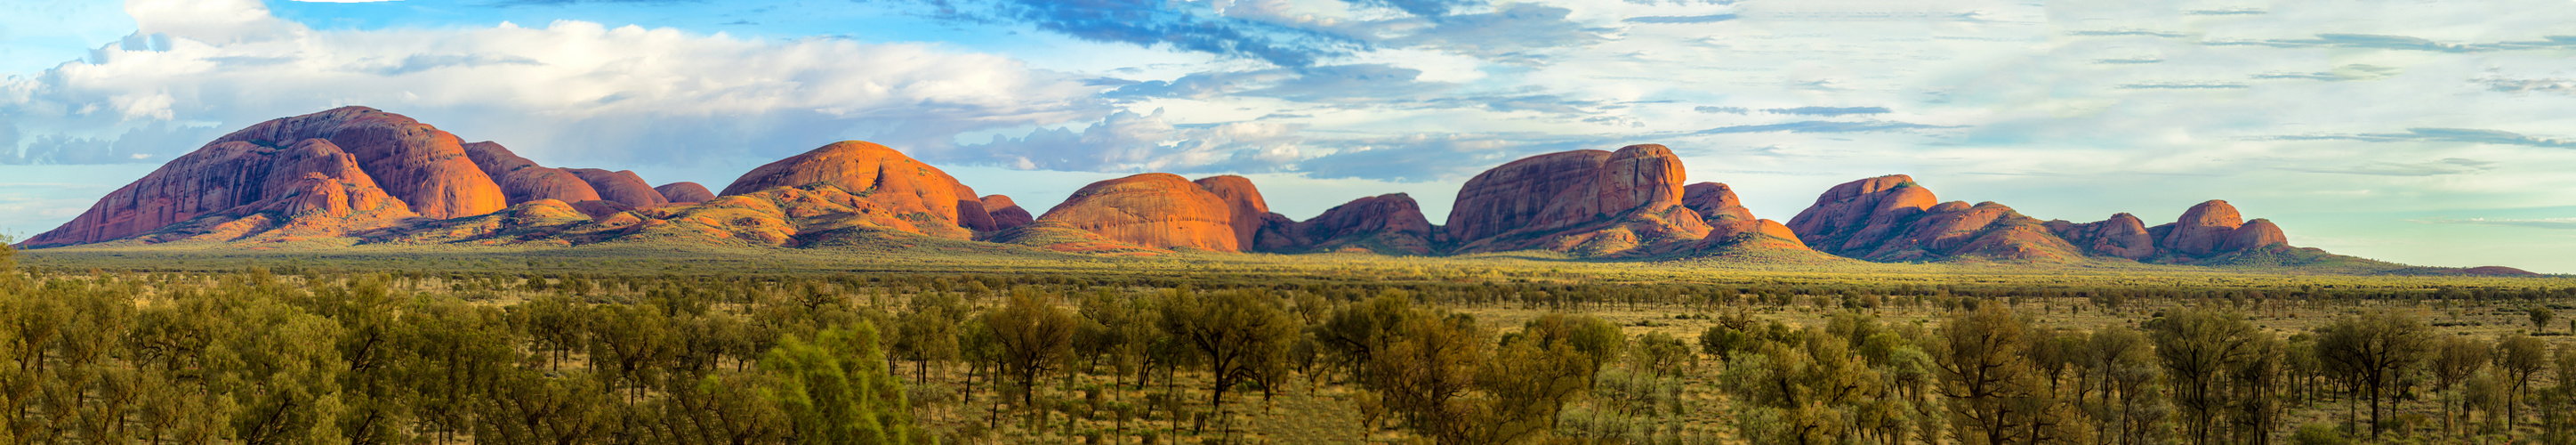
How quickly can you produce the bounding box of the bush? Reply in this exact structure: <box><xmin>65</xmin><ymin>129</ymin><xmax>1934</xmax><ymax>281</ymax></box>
<box><xmin>2292</xmin><ymin>423</ymin><xmax>2348</xmax><ymax>445</ymax></box>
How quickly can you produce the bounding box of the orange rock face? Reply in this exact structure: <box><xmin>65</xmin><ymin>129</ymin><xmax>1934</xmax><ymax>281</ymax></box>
<box><xmin>460</xmin><ymin>142</ymin><xmax>604</xmax><ymax>205</ymax></box>
<box><xmin>568</xmin><ymin>168</ymin><xmax>669</xmax><ymax>206</ymax></box>
<box><xmin>1037</xmin><ymin>174</ymin><xmax>1238</xmax><ymax>252</ymax></box>
<box><xmin>2224</xmin><ymin>218</ymin><xmax>2288</xmax><ymax>252</ymax></box>
<box><xmin>2046</xmin><ymin>213</ymin><xmax>2158</xmax><ymax>260</ymax></box>
<box><xmin>2155</xmin><ymin>200</ymin><xmax>2247</xmax><ymax>256</ymax></box>
<box><xmin>210</xmin><ymin>106</ymin><xmax>505</xmax><ymax>219</ymax></box>
<box><xmin>1193</xmin><ymin>175</ymin><xmax>1274</xmax><ymax>249</ymax></box>
<box><xmin>1788</xmin><ymin>175</ymin><xmax>1936</xmax><ymax>255</ymax></box>
<box><xmin>981</xmin><ymin>195</ymin><xmax>1034</xmax><ymax>231</ymax></box>
<box><xmin>24</xmin><ymin>138</ymin><xmax>419</xmax><ymax>247</ymax></box>
<box><xmin>1787</xmin><ymin>177</ymin><xmax>2093</xmax><ymax>263</ymax></box>
<box><xmin>1444</xmin><ymin>144</ymin><xmax>1705</xmax><ymax>251</ymax></box>
<box><xmin>719</xmin><ymin>141</ymin><xmax>987</xmax><ymax>239</ymax></box>
<box><xmin>1682</xmin><ymin>182</ymin><xmax>1755</xmax><ymax>222</ymax></box>
<box><xmin>655</xmin><ymin>182</ymin><xmax>716</xmax><ymax>203</ymax></box>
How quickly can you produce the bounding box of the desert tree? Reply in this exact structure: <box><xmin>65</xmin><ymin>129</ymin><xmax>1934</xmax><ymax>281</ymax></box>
<box><xmin>2145</xmin><ymin>308</ymin><xmax>2264</xmax><ymax>445</ymax></box>
<box><xmin>2433</xmin><ymin>336</ymin><xmax>2492</xmax><ymax>435</ymax></box>
<box><xmin>983</xmin><ymin>292</ymin><xmax>1076</xmax><ymax>408</ymax></box>
<box><xmin>2499</xmin><ymin>333</ymin><xmax>2550</xmax><ymax>431</ymax></box>
<box><xmin>1933</xmin><ymin>304</ymin><xmax>2051</xmax><ymax>445</ymax></box>
<box><xmin>1157</xmin><ymin>289</ymin><xmax>1300</xmax><ymax>431</ymax></box>
<box><xmin>2314</xmin><ymin>310</ymin><xmax>2431</xmax><ymax>439</ymax></box>
<box><xmin>2533</xmin><ymin>308</ymin><xmax>2557</xmax><ymax>334</ymax></box>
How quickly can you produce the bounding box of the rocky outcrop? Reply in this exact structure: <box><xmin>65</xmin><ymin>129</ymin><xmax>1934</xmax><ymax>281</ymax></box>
<box><xmin>980</xmin><ymin>195</ymin><xmax>1034</xmax><ymax>231</ymax></box>
<box><xmin>208</xmin><ymin>106</ymin><xmax>505</xmax><ymax>219</ymax></box>
<box><xmin>1682</xmin><ymin>182</ymin><xmax>1755</xmax><ymax>222</ymax></box>
<box><xmin>1443</xmin><ymin>144</ymin><xmax>1714</xmax><ymax>255</ymax></box>
<box><xmin>24</xmin><ymin>138</ymin><xmax>418</xmax><ymax>247</ymax></box>
<box><xmin>1193</xmin><ymin>175</ymin><xmax>1273</xmax><ymax>250</ymax></box>
<box><xmin>2225</xmin><ymin>218</ymin><xmax>2288</xmax><ymax>252</ymax></box>
<box><xmin>655</xmin><ymin>182</ymin><xmax>716</xmax><ymax>204</ymax></box>
<box><xmin>1788</xmin><ymin>177</ymin><xmax>2090</xmax><ymax>262</ymax></box>
<box><xmin>719</xmin><ymin>141</ymin><xmax>988</xmax><ymax>239</ymax></box>
<box><xmin>1262</xmin><ymin>193</ymin><xmax>1437</xmax><ymax>255</ymax></box>
<box><xmin>460</xmin><ymin>142</ymin><xmax>603</xmax><ymax>206</ymax></box>
<box><xmin>2153</xmin><ymin>200</ymin><xmax>2247</xmax><ymax>257</ymax></box>
<box><xmin>2045</xmin><ymin>214</ymin><xmax>2158</xmax><ymax>260</ymax></box>
<box><xmin>1037</xmin><ymin>174</ymin><xmax>1238</xmax><ymax>252</ymax></box>
<box><xmin>568</xmin><ymin>168</ymin><xmax>669</xmax><ymax>206</ymax></box>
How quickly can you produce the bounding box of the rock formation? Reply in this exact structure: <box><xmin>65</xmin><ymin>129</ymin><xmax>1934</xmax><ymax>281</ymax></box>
<box><xmin>1036</xmin><ymin>174</ymin><xmax>1239</xmax><ymax>252</ymax></box>
<box><xmin>1442</xmin><ymin>144</ymin><xmax>1723</xmax><ymax>255</ymax></box>
<box><xmin>24</xmin><ymin>138</ymin><xmax>417</xmax><ymax>247</ymax></box>
<box><xmin>461</xmin><ymin>142</ymin><xmax>604</xmax><ymax>206</ymax></box>
<box><xmin>1682</xmin><ymin>182</ymin><xmax>1756</xmax><ymax>222</ymax></box>
<box><xmin>980</xmin><ymin>195</ymin><xmax>1034</xmax><ymax>231</ymax></box>
<box><xmin>2044</xmin><ymin>214</ymin><xmax>2157</xmax><ymax>260</ymax></box>
<box><xmin>655</xmin><ymin>182</ymin><xmax>716</xmax><ymax>204</ymax></box>
<box><xmin>568</xmin><ymin>169</ymin><xmax>669</xmax><ymax>206</ymax></box>
<box><xmin>1193</xmin><ymin>175</ymin><xmax>1274</xmax><ymax>250</ymax></box>
<box><xmin>719</xmin><ymin>141</ymin><xmax>990</xmax><ymax>239</ymax></box>
<box><xmin>207</xmin><ymin>106</ymin><xmax>505</xmax><ymax>219</ymax></box>
<box><xmin>1267</xmin><ymin>193</ymin><xmax>1437</xmax><ymax>255</ymax></box>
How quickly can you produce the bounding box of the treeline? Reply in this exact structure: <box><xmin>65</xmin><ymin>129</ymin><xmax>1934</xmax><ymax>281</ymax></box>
<box><xmin>5</xmin><ymin>239</ymin><xmax>2576</xmax><ymax>443</ymax></box>
<box><xmin>1702</xmin><ymin>302</ymin><xmax>2576</xmax><ymax>444</ymax></box>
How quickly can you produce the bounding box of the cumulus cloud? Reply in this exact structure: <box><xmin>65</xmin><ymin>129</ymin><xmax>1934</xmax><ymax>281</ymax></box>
<box><xmin>3</xmin><ymin>0</ymin><xmax>1106</xmax><ymax>166</ymax></box>
<box><xmin>946</xmin><ymin>109</ymin><xmax>1308</xmax><ymax>174</ymax></box>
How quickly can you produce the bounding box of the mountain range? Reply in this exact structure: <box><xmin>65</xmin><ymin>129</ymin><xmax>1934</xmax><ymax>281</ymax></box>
<box><xmin>12</xmin><ymin>107</ymin><xmax>2539</xmax><ymax>275</ymax></box>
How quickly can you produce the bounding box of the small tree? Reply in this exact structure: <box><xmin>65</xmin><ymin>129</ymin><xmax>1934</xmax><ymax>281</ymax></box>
<box><xmin>2535</xmin><ymin>308</ymin><xmax>2558</xmax><ymax>334</ymax></box>
<box><xmin>985</xmin><ymin>292</ymin><xmax>1076</xmax><ymax>407</ymax></box>
<box><xmin>2499</xmin><ymin>334</ymin><xmax>2551</xmax><ymax>430</ymax></box>
<box><xmin>761</xmin><ymin>323</ymin><xmax>924</xmax><ymax>445</ymax></box>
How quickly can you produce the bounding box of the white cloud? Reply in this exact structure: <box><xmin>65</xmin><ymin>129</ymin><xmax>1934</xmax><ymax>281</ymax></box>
<box><xmin>5</xmin><ymin>0</ymin><xmax>1107</xmax><ymax>168</ymax></box>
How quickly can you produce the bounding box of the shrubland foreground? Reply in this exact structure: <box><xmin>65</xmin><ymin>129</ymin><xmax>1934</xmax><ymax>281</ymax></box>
<box><xmin>4</xmin><ymin>242</ymin><xmax>2576</xmax><ymax>444</ymax></box>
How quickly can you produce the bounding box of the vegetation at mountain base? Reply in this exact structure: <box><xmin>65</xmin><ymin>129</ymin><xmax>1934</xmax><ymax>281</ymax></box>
<box><xmin>1</xmin><ymin>238</ymin><xmax>2573</xmax><ymax>443</ymax></box>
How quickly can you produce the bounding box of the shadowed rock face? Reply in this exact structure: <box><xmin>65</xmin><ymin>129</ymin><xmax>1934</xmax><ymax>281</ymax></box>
<box><xmin>1038</xmin><ymin>173</ymin><xmax>1238</xmax><ymax>252</ymax></box>
<box><xmin>209</xmin><ymin>106</ymin><xmax>505</xmax><ymax>219</ymax></box>
<box><xmin>461</xmin><ymin>142</ymin><xmax>604</xmax><ymax>206</ymax></box>
<box><xmin>2046</xmin><ymin>213</ymin><xmax>2158</xmax><ymax>260</ymax></box>
<box><xmin>1193</xmin><ymin>175</ymin><xmax>1273</xmax><ymax>250</ymax></box>
<box><xmin>1260</xmin><ymin>193</ymin><xmax>1438</xmax><ymax>255</ymax></box>
<box><xmin>655</xmin><ymin>182</ymin><xmax>716</xmax><ymax>204</ymax></box>
<box><xmin>980</xmin><ymin>195</ymin><xmax>1034</xmax><ymax>231</ymax></box>
<box><xmin>719</xmin><ymin>141</ymin><xmax>986</xmax><ymax>239</ymax></box>
<box><xmin>568</xmin><ymin>168</ymin><xmax>669</xmax><ymax>207</ymax></box>
<box><xmin>24</xmin><ymin>138</ymin><xmax>417</xmax><ymax>247</ymax></box>
<box><xmin>1787</xmin><ymin>174</ymin><xmax>1936</xmax><ymax>254</ymax></box>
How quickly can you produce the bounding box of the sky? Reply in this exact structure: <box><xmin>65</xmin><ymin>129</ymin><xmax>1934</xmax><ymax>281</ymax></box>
<box><xmin>4</xmin><ymin>0</ymin><xmax>2575</xmax><ymax>272</ymax></box>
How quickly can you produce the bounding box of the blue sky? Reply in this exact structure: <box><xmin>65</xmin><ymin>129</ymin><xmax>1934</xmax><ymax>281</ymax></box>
<box><xmin>6</xmin><ymin>0</ymin><xmax>2576</xmax><ymax>272</ymax></box>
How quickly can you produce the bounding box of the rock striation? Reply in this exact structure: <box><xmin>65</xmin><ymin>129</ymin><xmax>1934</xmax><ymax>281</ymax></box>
<box><xmin>24</xmin><ymin>138</ymin><xmax>417</xmax><ymax>247</ymax></box>
<box><xmin>207</xmin><ymin>106</ymin><xmax>505</xmax><ymax>219</ymax></box>
<box><xmin>655</xmin><ymin>182</ymin><xmax>717</xmax><ymax>204</ymax></box>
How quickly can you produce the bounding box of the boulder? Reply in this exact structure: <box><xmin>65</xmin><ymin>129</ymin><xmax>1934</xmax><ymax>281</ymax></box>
<box><xmin>208</xmin><ymin>106</ymin><xmax>505</xmax><ymax>219</ymax></box>
<box><xmin>2223</xmin><ymin>218</ymin><xmax>2289</xmax><ymax>252</ymax></box>
<box><xmin>1037</xmin><ymin>174</ymin><xmax>1239</xmax><ymax>252</ymax></box>
<box><xmin>654</xmin><ymin>182</ymin><xmax>717</xmax><ymax>204</ymax></box>
<box><xmin>459</xmin><ymin>142</ymin><xmax>603</xmax><ymax>205</ymax></box>
<box><xmin>568</xmin><ymin>168</ymin><xmax>670</xmax><ymax>207</ymax></box>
